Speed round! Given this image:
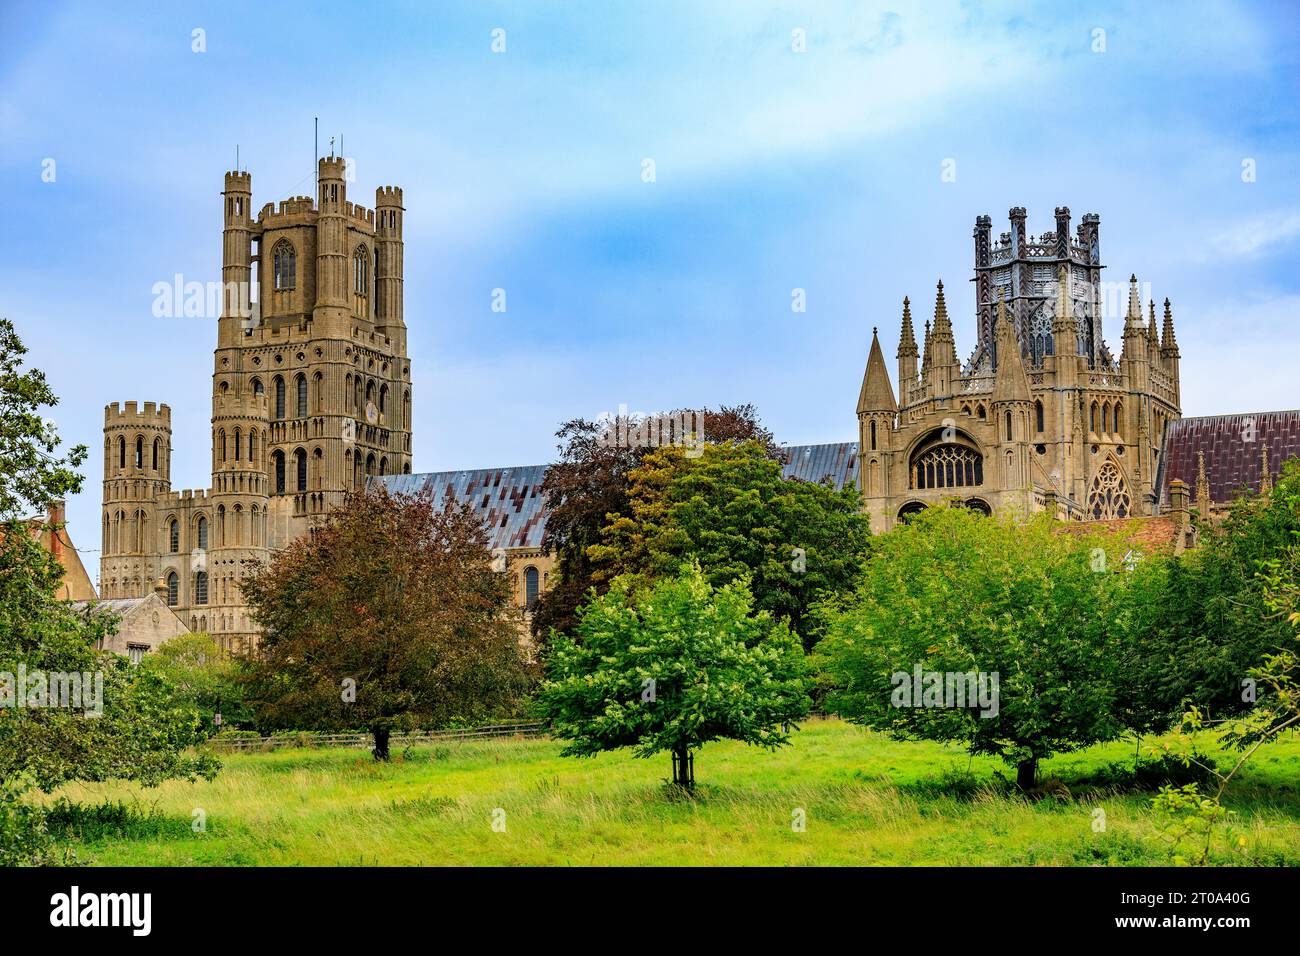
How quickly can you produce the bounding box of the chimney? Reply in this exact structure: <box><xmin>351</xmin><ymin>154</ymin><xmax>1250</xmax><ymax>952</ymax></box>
<box><xmin>46</xmin><ymin>499</ymin><xmax>66</xmax><ymax>560</ymax></box>
<box><xmin>153</xmin><ymin>577</ymin><xmax>169</xmax><ymax>604</ymax></box>
<box><xmin>1168</xmin><ymin>479</ymin><xmax>1189</xmax><ymax>515</ymax></box>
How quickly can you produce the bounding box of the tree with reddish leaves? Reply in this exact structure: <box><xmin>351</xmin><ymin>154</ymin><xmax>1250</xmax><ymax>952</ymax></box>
<box><xmin>240</xmin><ymin>487</ymin><xmax>535</xmax><ymax>759</ymax></box>
<box><xmin>531</xmin><ymin>404</ymin><xmax>776</xmax><ymax>640</ymax></box>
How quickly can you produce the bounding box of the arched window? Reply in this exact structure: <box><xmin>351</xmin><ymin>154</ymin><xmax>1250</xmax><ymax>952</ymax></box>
<box><xmin>1005</xmin><ymin>411</ymin><xmax>1013</xmax><ymax>441</ymax></box>
<box><xmin>403</xmin><ymin>391</ymin><xmax>411</xmax><ymax>429</ymax></box>
<box><xmin>1101</xmin><ymin>402</ymin><xmax>1111</xmax><ymax>435</ymax></box>
<box><xmin>379</xmin><ymin>384</ymin><xmax>388</xmax><ymax>419</ymax></box>
<box><xmin>134</xmin><ymin>437</ymin><xmax>143</xmax><ymax>469</ymax></box>
<box><xmin>1035</xmin><ymin>400</ymin><xmax>1044</xmax><ymax>433</ymax></box>
<box><xmin>233</xmin><ymin>428</ymin><xmax>241</xmax><ymax>461</ymax></box>
<box><xmin>274</xmin><ymin>376</ymin><xmax>286</xmax><ymax>420</ymax></box>
<box><xmin>354</xmin><ymin>377</ymin><xmax>363</xmax><ymax>411</ymax></box>
<box><xmin>272</xmin><ymin>450</ymin><xmax>285</xmax><ymax>494</ymax></box>
<box><xmin>273</xmin><ymin>240</ymin><xmax>296</xmax><ymax>291</ymax></box>
<box><xmin>313</xmin><ymin>372</ymin><xmax>324</xmax><ymax>412</ymax></box>
<box><xmin>295</xmin><ymin>374</ymin><xmax>308</xmax><ymax>418</ymax></box>
<box><xmin>366</xmin><ymin>453</ymin><xmax>376</xmax><ymax>476</ymax></box>
<box><xmin>1087</xmin><ymin>458</ymin><xmax>1132</xmax><ymax>520</ymax></box>
<box><xmin>251</xmin><ymin>377</ymin><xmax>264</xmax><ymax>397</ymax></box>
<box><xmin>216</xmin><ymin>505</ymin><xmax>226</xmax><ymax>547</ymax></box>
<box><xmin>248</xmin><ymin>429</ymin><xmax>257</xmax><ymax>463</ymax></box>
<box><xmin>910</xmin><ymin>440</ymin><xmax>984</xmax><ymax>490</ymax></box>
<box><xmin>219</xmin><ymin>430</ymin><xmax>227</xmax><ymax>463</ymax></box>
<box><xmin>118</xmin><ymin>436</ymin><xmax>126</xmax><ymax>469</ymax></box>
<box><xmin>353</xmin><ymin>246</ymin><xmax>369</xmax><ymax>294</ymax></box>
<box><xmin>869</xmin><ymin>420</ymin><xmax>877</xmax><ymax>451</ymax></box>
<box><xmin>153</xmin><ymin>438</ymin><xmax>161</xmax><ymax>470</ymax></box>
<box><xmin>1113</xmin><ymin>402</ymin><xmax>1122</xmax><ymax>437</ymax></box>
<box><xmin>196</xmin><ymin>516</ymin><xmax>208</xmax><ymax>550</ymax></box>
<box><xmin>379</xmin><ymin>456</ymin><xmax>388</xmax><ymax>475</ymax></box>
<box><xmin>195</xmin><ymin>571</ymin><xmax>209</xmax><ymax>605</ymax></box>
<box><xmin>524</xmin><ymin>566</ymin><xmax>540</xmax><ymax>609</ymax></box>
<box><xmin>166</xmin><ymin>572</ymin><xmax>178</xmax><ymax>607</ymax></box>
<box><xmin>295</xmin><ymin>448</ymin><xmax>307</xmax><ymax>492</ymax></box>
<box><xmin>168</xmin><ymin>518</ymin><xmax>179</xmax><ymax>553</ymax></box>
<box><xmin>365</xmin><ymin>380</ymin><xmax>376</xmax><ymax>410</ymax></box>
<box><xmin>1090</xmin><ymin>402</ymin><xmax>1099</xmax><ymax>433</ymax></box>
<box><xmin>313</xmin><ymin>447</ymin><xmax>323</xmax><ymax>488</ymax></box>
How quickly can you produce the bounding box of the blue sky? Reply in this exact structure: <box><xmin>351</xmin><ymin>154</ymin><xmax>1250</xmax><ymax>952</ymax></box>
<box><xmin>1</xmin><ymin>0</ymin><xmax>1298</xmax><ymax>573</ymax></box>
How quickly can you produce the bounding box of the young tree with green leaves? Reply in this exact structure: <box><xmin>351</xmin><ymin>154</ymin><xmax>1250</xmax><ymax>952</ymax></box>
<box><xmin>588</xmin><ymin>441</ymin><xmax>871</xmax><ymax>648</ymax></box>
<box><xmin>140</xmin><ymin>632</ymin><xmax>253</xmax><ymax>730</ymax></box>
<box><xmin>536</xmin><ymin>563</ymin><xmax>810</xmax><ymax>788</ymax></box>
<box><xmin>816</xmin><ymin>505</ymin><xmax>1140</xmax><ymax>789</ymax></box>
<box><xmin>240</xmin><ymin>487</ymin><xmax>536</xmax><ymax>759</ymax></box>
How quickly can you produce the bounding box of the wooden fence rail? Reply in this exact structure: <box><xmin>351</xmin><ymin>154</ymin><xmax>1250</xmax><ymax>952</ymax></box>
<box><xmin>207</xmin><ymin>721</ymin><xmax>547</xmax><ymax>752</ymax></box>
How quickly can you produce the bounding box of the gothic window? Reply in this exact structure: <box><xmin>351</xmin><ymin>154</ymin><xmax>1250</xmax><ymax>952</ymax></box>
<box><xmin>118</xmin><ymin>436</ymin><xmax>126</xmax><ymax>469</ymax></box>
<box><xmin>1005</xmin><ymin>411</ymin><xmax>1013</xmax><ymax>441</ymax></box>
<box><xmin>273</xmin><ymin>450</ymin><xmax>285</xmax><ymax>493</ymax></box>
<box><xmin>366</xmin><ymin>453</ymin><xmax>376</xmax><ymax>476</ymax></box>
<box><xmin>219</xmin><ymin>430</ymin><xmax>227</xmax><ymax>462</ymax></box>
<box><xmin>274</xmin><ymin>376</ymin><xmax>286</xmax><ymax>420</ymax></box>
<box><xmin>374</xmin><ymin>249</ymin><xmax>381</xmax><ymax>309</ymax></box>
<box><xmin>911</xmin><ymin>443</ymin><xmax>984</xmax><ymax>490</ymax></box>
<box><xmin>1087</xmin><ymin>458</ymin><xmax>1132</xmax><ymax>520</ymax></box>
<box><xmin>1035</xmin><ymin>400</ymin><xmax>1044</xmax><ymax>433</ymax></box>
<box><xmin>353</xmin><ymin>246</ymin><xmax>369</xmax><ymax>295</ymax></box>
<box><xmin>248</xmin><ymin>429</ymin><xmax>256</xmax><ymax>463</ymax></box>
<box><xmin>403</xmin><ymin>391</ymin><xmax>410</xmax><ymax>429</ymax></box>
<box><xmin>273</xmin><ymin>240</ymin><xmax>296</xmax><ymax>291</ymax></box>
<box><xmin>216</xmin><ymin>505</ymin><xmax>226</xmax><ymax>547</ymax></box>
<box><xmin>252</xmin><ymin>377</ymin><xmax>264</xmax><ymax>397</ymax></box>
<box><xmin>869</xmin><ymin>420</ymin><xmax>877</xmax><ymax>451</ymax></box>
<box><xmin>314</xmin><ymin>372</ymin><xmax>324</xmax><ymax>412</ymax></box>
<box><xmin>295</xmin><ymin>374</ymin><xmax>308</xmax><ymax>418</ymax></box>
<box><xmin>196</xmin><ymin>515</ymin><xmax>208</xmax><ymax>550</ymax></box>
<box><xmin>1028</xmin><ymin>304</ymin><xmax>1053</xmax><ymax>366</ymax></box>
<box><xmin>524</xmin><ymin>566</ymin><xmax>540</xmax><ymax>609</ymax></box>
<box><xmin>1113</xmin><ymin>402</ymin><xmax>1122</xmax><ymax>437</ymax></box>
<box><xmin>233</xmin><ymin>428</ymin><xmax>241</xmax><ymax>461</ymax></box>
<box><xmin>153</xmin><ymin>438</ymin><xmax>161</xmax><ymax>470</ymax></box>
<box><xmin>195</xmin><ymin>571</ymin><xmax>209</xmax><ymax>605</ymax></box>
<box><xmin>168</xmin><ymin>518</ymin><xmax>179</xmax><ymax>553</ymax></box>
<box><xmin>976</xmin><ymin>404</ymin><xmax>986</xmax><ymax>420</ymax></box>
<box><xmin>1090</xmin><ymin>402</ymin><xmax>1099</xmax><ymax>433</ymax></box>
<box><xmin>166</xmin><ymin>572</ymin><xmax>178</xmax><ymax>607</ymax></box>
<box><xmin>379</xmin><ymin>384</ymin><xmax>389</xmax><ymax>419</ymax></box>
<box><xmin>313</xmin><ymin>447</ymin><xmax>323</xmax><ymax>488</ymax></box>
<box><xmin>134</xmin><ymin>436</ymin><xmax>144</xmax><ymax>469</ymax></box>
<box><xmin>295</xmin><ymin>448</ymin><xmax>307</xmax><ymax>492</ymax></box>
<box><xmin>379</xmin><ymin>456</ymin><xmax>388</xmax><ymax>475</ymax></box>
<box><xmin>1101</xmin><ymin>402</ymin><xmax>1111</xmax><ymax>435</ymax></box>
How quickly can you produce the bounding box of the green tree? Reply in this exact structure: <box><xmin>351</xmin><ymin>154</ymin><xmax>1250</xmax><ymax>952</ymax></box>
<box><xmin>141</xmin><ymin>633</ymin><xmax>253</xmax><ymax>730</ymax></box>
<box><xmin>536</xmin><ymin>563</ymin><xmax>810</xmax><ymax>787</ymax></box>
<box><xmin>816</xmin><ymin>505</ymin><xmax>1138</xmax><ymax>789</ymax></box>
<box><xmin>588</xmin><ymin>441</ymin><xmax>871</xmax><ymax>648</ymax></box>
<box><xmin>240</xmin><ymin>487</ymin><xmax>536</xmax><ymax>759</ymax></box>
<box><xmin>0</xmin><ymin>318</ymin><xmax>217</xmax><ymax>862</ymax></box>
<box><xmin>532</xmin><ymin>405</ymin><xmax>776</xmax><ymax>639</ymax></box>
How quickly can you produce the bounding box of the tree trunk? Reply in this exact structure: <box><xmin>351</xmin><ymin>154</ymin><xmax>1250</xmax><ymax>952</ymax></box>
<box><xmin>1017</xmin><ymin>757</ymin><xmax>1037</xmax><ymax>790</ymax></box>
<box><xmin>372</xmin><ymin>727</ymin><xmax>391</xmax><ymax>762</ymax></box>
<box><xmin>672</xmin><ymin>744</ymin><xmax>694</xmax><ymax>789</ymax></box>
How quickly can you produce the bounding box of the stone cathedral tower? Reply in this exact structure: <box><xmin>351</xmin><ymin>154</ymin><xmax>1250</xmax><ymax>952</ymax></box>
<box><xmin>100</xmin><ymin>158</ymin><xmax>413</xmax><ymax>652</ymax></box>
<box><xmin>856</xmin><ymin>207</ymin><xmax>1182</xmax><ymax>532</ymax></box>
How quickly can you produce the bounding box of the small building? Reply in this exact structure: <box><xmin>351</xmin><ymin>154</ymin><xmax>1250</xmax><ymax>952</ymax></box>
<box><xmin>72</xmin><ymin>587</ymin><xmax>190</xmax><ymax>662</ymax></box>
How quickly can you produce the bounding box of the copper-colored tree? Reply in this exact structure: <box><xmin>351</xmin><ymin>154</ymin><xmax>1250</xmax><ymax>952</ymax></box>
<box><xmin>240</xmin><ymin>487</ymin><xmax>535</xmax><ymax>759</ymax></box>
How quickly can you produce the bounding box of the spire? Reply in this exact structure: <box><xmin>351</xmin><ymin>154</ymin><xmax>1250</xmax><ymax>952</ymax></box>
<box><xmin>933</xmin><ymin>280</ymin><xmax>952</xmax><ymax>336</ymax></box>
<box><xmin>857</xmin><ymin>327</ymin><xmax>897</xmax><ymax>413</ymax></box>
<box><xmin>991</xmin><ymin>291</ymin><xmax>1032</xmax><ymax>405</ymax></box>
<box><xmin>897</xmin><ymin>296</ymin><xmax>917</xmax><ymax>358</ymax></box>
<box><xmin>1195</xmin><ymin>451</ymin><xmax>1211</xmax><ymax>516</ymax></box>
<box><xmin>1261</xmin><ymin>444</ymin><xmax>1273</xmax><ymax>496</ymax></box>
<box><xmin>1125</xmin><ymin>274</ymin><xmax>1143</xmax><ymax>327</ymax></box>
<box><xmin>921</xmin><ymin>319</ymin><xmax>932</xmax><ymax>375</ymax></box>
<box><xmin>1161</xmin><ymin>298</ymin><xmax>1179</xmax><ymax>354</ymax></box>
<box><xmin>1148</xmin><ymin>299</ymin><xmax>1160</xmax><ymax>350</ymax></box>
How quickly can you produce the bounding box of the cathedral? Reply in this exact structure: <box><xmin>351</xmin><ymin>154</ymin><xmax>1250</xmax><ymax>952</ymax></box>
<box><xmin>855</xmin><ymin>207</ymin><xmax>1184</xmax><ymax>531</ymax></box>
<box><xmin>98</xmin><ymin>179</ymin><xmax>1297</xmax><ymax>652</ymax></box>
<box><xmin>99</xmin><ymin>158</ymin><xmax>413</xmax><ymax>651</ymax></box>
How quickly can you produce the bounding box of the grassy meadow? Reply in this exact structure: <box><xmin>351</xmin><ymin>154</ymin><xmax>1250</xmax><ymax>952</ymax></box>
<box><xmin>39</xmin><ymin>718</ymin><xmax>1300</xmax><ymax>866</ymax></box>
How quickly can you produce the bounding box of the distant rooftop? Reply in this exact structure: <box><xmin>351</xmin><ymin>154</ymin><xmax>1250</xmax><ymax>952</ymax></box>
<box><xmin>1158</xmin><ymin>410</ymin><xmax>1300</xmax><ymax>505</ymax></box>
<box><xmin>373</xmin><ymin>442</ymin><xmax>859</xmax><ymax>550</ymax></box>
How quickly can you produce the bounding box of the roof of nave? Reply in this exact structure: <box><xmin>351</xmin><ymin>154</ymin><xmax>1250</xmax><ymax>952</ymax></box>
<box><xmin>1157</xmin><ymin>410</ymin><xmax>1300</xmax><ymax>506</ymax></box>
<box><xmin>375</xmin><ymin>442</ymin><xmax>861</xmax><ymax>550</ymax></box>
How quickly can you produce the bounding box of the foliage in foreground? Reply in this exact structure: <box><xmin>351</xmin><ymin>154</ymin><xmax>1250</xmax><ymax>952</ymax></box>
<box><xmin>816</xmin><ymin>505</ymin><xmax>1144</xmax><ymax>788</ymax></box>
<box><xmin>536</xmin><ymin>563</ymin><xmax>810</xmax><ymax>787</ymax></box>
<box><xmin>240</xmin><ymin>487</ymin><xmax>536</xmax><ymax>759</ymax></box>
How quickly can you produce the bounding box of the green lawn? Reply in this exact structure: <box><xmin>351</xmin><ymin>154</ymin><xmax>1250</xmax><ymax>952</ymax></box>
<box><xmin>40</xmin><ymin>718</ymin><xmax>1300</xmax><ymax>866</ymax></box>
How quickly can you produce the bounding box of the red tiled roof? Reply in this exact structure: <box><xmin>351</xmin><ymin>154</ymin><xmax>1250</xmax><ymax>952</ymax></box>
<box><xmin>1057</xmin><ymin>514</ymin><xmax>1183</xmax><ymax>553</ymax></box>
<box><xmin>1158</xmin><ymin>410</ymin><xmax>1300</xmax><ymax>506</ymax></box>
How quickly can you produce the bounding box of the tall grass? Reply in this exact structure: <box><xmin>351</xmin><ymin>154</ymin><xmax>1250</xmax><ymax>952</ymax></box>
<box><xmin>40</xmin><ymin>719</ymin><xmax>1300</xmax><ymax>866</ymax></box>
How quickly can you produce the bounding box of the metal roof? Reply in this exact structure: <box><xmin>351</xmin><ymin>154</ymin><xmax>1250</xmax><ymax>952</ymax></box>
<box><xmin>375</xmin><ymin>441</ymin><xmax>860</xmax><ymax>550</ymax></box>
<box><xmin>1158</xmin><ymin>410</ymin><xmax>1300</xmax><ymax>505</ymax></box>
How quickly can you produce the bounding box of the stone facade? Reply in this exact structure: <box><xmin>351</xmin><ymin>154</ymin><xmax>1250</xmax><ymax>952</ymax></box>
<box><xmin>100</xmin><ymin>158</ymin><xmax>413</xmax><ymax>652</ymax></box>
<box><xmin>74</xmin><ymin>591</ymin><xmax>190</xmax><ymax>661</ymax></box>
<box><xmin>856</xmin><ymin>207</ymin><xmax>1183</xmax><ymax>532</ymax></box>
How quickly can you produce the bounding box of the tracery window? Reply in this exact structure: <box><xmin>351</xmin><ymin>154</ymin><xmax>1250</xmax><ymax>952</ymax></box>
<box><xmin>911</xmin><ymin>444</ymin><xmax>984</xmax><ymax>490</ymax></box>
<box><xmin>1087</xmin><ymin>459</ymin><xmax>1132</xmax><ymax>520</ymax></box>
<box><xmin>273</xmin><ymin>240</ymin><xmax>296</xmax><ymax>291</ymax></box>
<box><xmin>1028</xmin><ymin>304</ymin><xmax>1053</xmax><ymax>366</ymax></box>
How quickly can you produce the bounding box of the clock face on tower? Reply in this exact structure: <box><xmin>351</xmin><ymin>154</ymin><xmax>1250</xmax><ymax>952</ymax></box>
<box><xmin>365</xmin><ymin>402</ymin><xmax>378</xmax><ymax>425</ymax></box>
